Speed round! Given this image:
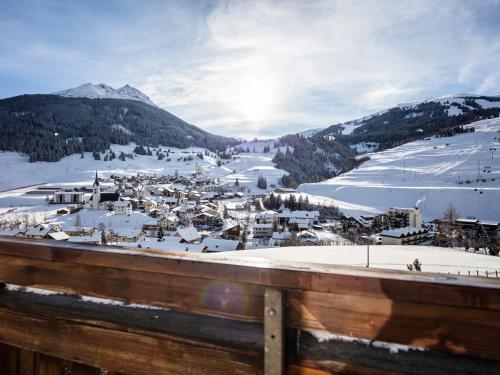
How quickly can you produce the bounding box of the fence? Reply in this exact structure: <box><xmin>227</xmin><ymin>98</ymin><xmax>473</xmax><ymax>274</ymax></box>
<box><xmin>0</xmin><ymin>236</ymin><xmax>499</xmax><ymax>374</ymax></box>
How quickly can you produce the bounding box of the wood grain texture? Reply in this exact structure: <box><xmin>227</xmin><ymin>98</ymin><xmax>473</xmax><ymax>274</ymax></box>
<box><xmin>287</xmin><ymin>289</ymin><xmax>500</xmax><ymax>360</ymax></box>
<box><xmin>0</xmin><ymin>307</ymin><xmax>262</xmax><ymax>375</ymax></box>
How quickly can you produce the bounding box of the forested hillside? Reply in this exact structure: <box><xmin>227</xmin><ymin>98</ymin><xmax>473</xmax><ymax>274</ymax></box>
<box><xmin>0</xmin><ymin>94</ymin><xmax>238</xmax><ymax>162</ymax></box>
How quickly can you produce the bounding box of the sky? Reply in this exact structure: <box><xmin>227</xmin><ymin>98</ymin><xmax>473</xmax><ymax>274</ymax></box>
<box><xmin>1</xmin><ymin>0</ymin><xmax>500</xmax><ymax>139</ymax></box>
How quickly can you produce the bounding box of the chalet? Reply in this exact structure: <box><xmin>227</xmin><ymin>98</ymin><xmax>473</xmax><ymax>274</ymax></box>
<box><xmin>201</xmin><ymin>238</ymin><xmax>244</xmax><ymax>253</ymax></box>
<box><xmin>112</xmin><ymin>228</ymin><xmax>144</xmax><ymax>243</ymax></box>
<box><xmin>158</xmin><ymin>215</ymin><xmax>179</xmax><ymax>231</ymax></box>
<box><xmin>67</xmin><ymin>230</ymin><xmax>102</xmax><ymax>245</ymax></box>
<box><xmin>17</xmin><ymin>223</ymin><xmax>61</xmax><ymax>240</ymax></box>
<box><xmin>176</xmin><ymin>227</ymin><xmax>201</xmax><ymax>243</ymax></box>
<box><xmin>269</xmin><ymin>231</ymin><xmax>292</xmax><ymax>247</ymax></box>
<box><xmin>191</xmin><ymin>212</ymin><xmax>217</xmax><ymax>227</ymax></box>
<box><xmin>64</xmin><ymin>226</ymin><xmax>95</xmax><ymax>237</ymax></box>
<box><xmin>221</xmin><ymin>219</ymin><xmax>241</xmax><ymax>240</ymax></box>
<box><xmin>114</xmin><ymin>200</ymin><xmax>132</xmax><ymax>215</ymax></box>
<box><xmin>48</xmin><ymin>231</ymin><xmax>70</xmax><ymax>241</ymax></box>
<box><xmin>379</xmin><ymin>227</ymin><xmax>428</xmax><ymax>245</ymax></box>
<box><xmin>277</xmin><ymin>210</ymin><xmax>319</xmax><ymax>228</ymax></box>
<box><xmin>297</xmin><ymin>229</ymin><xmax>320</xmax><ymax>245</ymax></box>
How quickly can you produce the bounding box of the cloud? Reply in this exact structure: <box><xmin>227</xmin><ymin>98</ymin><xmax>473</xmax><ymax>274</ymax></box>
<box><xmin>1</xmin><ymin>0</ymin><xmax>499</xmax><ymax>138</ymax></box>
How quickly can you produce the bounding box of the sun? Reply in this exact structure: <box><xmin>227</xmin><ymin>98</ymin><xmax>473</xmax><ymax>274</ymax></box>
<box><xmin>231</xmin><ymin>71</ymin><xmax>275</xmax><ymax>122</ymax></box>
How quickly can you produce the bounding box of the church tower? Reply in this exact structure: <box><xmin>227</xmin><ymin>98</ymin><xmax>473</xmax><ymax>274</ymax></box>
<box><xmin>92</xmin><ymin>171</ymin><xmax>101</xmax><ymax>210</ymax></box>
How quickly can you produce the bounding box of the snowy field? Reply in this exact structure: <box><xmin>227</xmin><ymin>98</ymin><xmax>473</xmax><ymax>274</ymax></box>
<box><xmin>300</xmin><ymin>118</ymin><xmax>500</xmax><ymax>220</ymax></box>
<box><xmin>208</xmin><ymin>245</ymin><xmax>500</xmax><ymax>275</ymax></box>
<box><xmin>0</xmin><ymin>142</ymin><xmax>287</xmax><ymax>195</ymax></box>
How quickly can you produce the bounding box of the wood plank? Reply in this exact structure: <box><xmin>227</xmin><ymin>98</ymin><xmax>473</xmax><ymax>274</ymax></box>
<box><xmin>288</xmin><ymin>290</ymin><xmax>500</xmax><ymax>360</ymax></box>
<box><xmin>0</xmin><ymin>255</ymin><xmax>264</xmax><ymax>322</ymax></box>
<box><xmin>35</xmin><ymin>353</ymin><xmax>71</xmax><ymax>375</ymax></box>
<box><xmin>18</xmin><ymin>349</ymin><xmax>35</xmax><ymax>375</ymax></box>
<box><xmin>0</xmin><ymin>237</ymin><xmax>499</xmax><ymax>312</ymax></box>
<box><xmin>0</xmin><ymin>342</ymin><xmax>18</xmax><ymax>375</ymax></box>
<box><xmin>0</xmin><ymin>307</ymin><xmax>262</xmax><ymax>375</ymax></box>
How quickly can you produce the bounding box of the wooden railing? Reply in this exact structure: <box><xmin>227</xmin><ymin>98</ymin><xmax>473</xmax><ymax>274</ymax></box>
<box><xmin>0</xmin><ymin>236</ymin><xmax>499</xmax><ymax>374</ymax></box>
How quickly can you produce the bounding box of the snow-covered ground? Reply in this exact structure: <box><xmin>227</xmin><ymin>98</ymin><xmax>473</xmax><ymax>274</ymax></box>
<box><xmin>0</xmin><ymin>142</ymin><xmax>287</xmax><ymax>195</ymax></box>
<box><xmin>300</xmin><ymin>118</ymin><xmax>500</xmax><ymax>220</ymax></box>
<box><xmin>207</xmin><ymin>245</ymin><xmax>500</xmax><ymax>275</ymax></box>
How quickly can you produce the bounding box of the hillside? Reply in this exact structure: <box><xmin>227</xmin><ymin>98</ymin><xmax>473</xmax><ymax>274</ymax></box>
<box><xmin>316</xmin><ymin>94</ymin><xmax>500</xmax><ymax>149</ymax></box>
<box><xmin>0</xmin><ymin>94</ymin><xmax>237</xmax><ymax>162</ymax></box>
<box><xmin>299</xmin><ymin>118</ymin><xmax>500</xmax><ymax>221</ymax></box>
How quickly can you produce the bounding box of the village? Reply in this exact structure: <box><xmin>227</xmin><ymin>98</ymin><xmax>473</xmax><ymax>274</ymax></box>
<box><xmin>1</xmin><ymin>167</ymin><xmax>498</xmax><ymax>258</ymax></box>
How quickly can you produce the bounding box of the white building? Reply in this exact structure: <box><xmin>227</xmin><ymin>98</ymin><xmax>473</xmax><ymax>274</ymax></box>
<box><xmin>114</xmin><ymin>200</ymin><xmax>132</xmax><ymax>215</ymax></box>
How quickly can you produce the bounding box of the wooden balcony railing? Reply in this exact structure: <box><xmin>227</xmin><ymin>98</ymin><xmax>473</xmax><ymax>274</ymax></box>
<box><xmin>0</xmin><ymin>236</ymin><xmax>499</xmax><ymax>374</ymax></box>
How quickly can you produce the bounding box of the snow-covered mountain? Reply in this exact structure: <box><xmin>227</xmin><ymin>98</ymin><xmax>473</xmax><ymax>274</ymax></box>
<box><xmin>299</xmin><ymin>117</ymin><xmax>500</xmax><ymax>221</ymax></box>
<box><xmin>53</xmin><ymin>83</ymin><xmax>155</xmax><ymax>106</ymax></box>
<box><xmin>311</xmin><ymin>94</ymin><xmax>500</xmax><ymax>137</ymax></box>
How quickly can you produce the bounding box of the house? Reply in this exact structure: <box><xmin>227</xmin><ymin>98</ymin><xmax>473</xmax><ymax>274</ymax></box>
<box><xmin>64</xmin><ymin>226</ymin><xmax>95</xmax><ymax>237</ymax></box>
<box><xmin>52</xmin><ymin>191</ymin><xmax>85</xmax><ymax>205</ymax></box>
<box><xmin>221</xmin><ymin>219</ymin><xmax>241</xmax><ymax>239</ymax></box>
<box><xmin>277</xmin><ymin>210</ymin><xmax>319</xmax><ymax>228</ymax></box>
<box><xmin>48</xmin><ymin>231</ymin><xmax>70</xmax><ymax>241</ymax></box>
<box><xmin>112</xmin><ymin>228</ymin><xmax>144</xmax><ymax>243</ymax></box>
<box><xmin>114</xmin><ymin>200</ymin><xmax>132</xmax><ymax>215</ymax></box>
<box><xmin>200</xmin><ymin>237</ymin><xmax>245</xmax><ymax>253</ymax></box>
<box><xmin>297</xmin><ymin>229</ymin><xmax>320</xmax><ymax>245</ymax></box>
<box><xmin>255</xmin><ymin>211</ymin><xmax>277</xmax><ymax>224</ymax></box>
<box><xmin>176</xmin><ymin>227</ymin><xmax>201</xmax><ymax>243</ymax></box>
<box><xmin>18</xmin><ymin>224</ymin><xmax>61</xmax><ymax>240</ymax></box>
<box><xmin>269</xmin><ymin>231</ymin><xmax>292</xmax><ymax>247</ymax></box>
<box><xmin>379</xmin><ymin>227</ymin><xmax>428</xmax><ymax>245</ymax></box>
<box><xmin>67</xmin><ymin>230</ymin><xmax>102</xmax><ymax>245</ymax></box>
<box><xmin>158</xmin><ymin>214</ymin><xmax>179</xmax><ymax>231</ymax></box>
<box><xmin>191</xmin><ymin>212</ymin><xmax>217</xmax><ymax>227</ymax></box>
<box><xmin>387</xmin><ymin>208</ymin><xmax>422</xmax><ymax>228</ymax></box>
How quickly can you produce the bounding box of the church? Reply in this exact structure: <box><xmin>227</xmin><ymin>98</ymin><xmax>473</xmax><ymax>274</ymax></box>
<box><xmin>91</xmin><ymin>172</ymin><xmax>120</xmax><ymax>210</ymax></box>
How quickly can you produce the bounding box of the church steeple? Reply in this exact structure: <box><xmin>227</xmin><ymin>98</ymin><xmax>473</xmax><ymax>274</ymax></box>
<box><xmin>92</xmin><ymin>171</ymin><xmax>101</xmax><ymax>210</ymax></box>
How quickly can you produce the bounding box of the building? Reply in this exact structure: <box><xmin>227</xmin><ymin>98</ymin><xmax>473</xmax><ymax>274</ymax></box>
<box><xmin>112</xmin><ymin>228</ymin><xmax>144</xmax><ymax>243</ymax></box>
<box><xmin>379</xmin><ymin>227</ymin><xmax>428</xmax><ymax>245</ymax></box>
<box><xmin>277</xmin><ymin>210</ymin><xmax>319</xmax><ymax>228</ymax></box>
<box><xmin>114</xmin><ymin>200</ymin><xmax>132</xmax><ymax>215</ymax></box>
<box><xmin>200</xmin><ymin>237</ymin><xmax>245</xmax><ymax>253</ymax></box>
<box><xmin>387</xmin><ymin>208</ymin><xmax>422</xmax><ymax>228</ymax></box>
<box><xmin>52</xmin><ymin>191</ymin><xmax>84</xmax><ymax>205</ymax></box>
<box><xmin>176</xmin><ymin>227</ymin><xmax>201</xmax><ymax>243</ymax></box>
<box><xmin>91</xmin><ymin>172</ymin><xmax>120</xmax><ymax>210</ymax></box>
<box><xmin>253</xmin><ymin>223</ymin><xmax>274</xmax><ymax>238</ymax></box>
<box><xmin>221</xmin><ymin>219</ymin><xmax>241</xmax><ymax>240</ymax></box>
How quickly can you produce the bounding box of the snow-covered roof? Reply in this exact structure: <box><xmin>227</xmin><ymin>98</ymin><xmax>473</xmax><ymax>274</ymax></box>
<box><xmin>253</xmin><ymin>223</ymin><xmax>273</xmax><ymax>228</ymax></box>
<box><xmin>277</xmin><ymin>210</ymin><xmax>319</xmax><ymax>219</ymax></box>
<box><xmin>67</xmin><ymin>230</ymin><xmax>101</xmax><ymax>243</ymax></box>
<box><xmin>201</xmin><ymin>237</ymin><xmax>240</xmax><ymax>252</ymax></box>
<box><xmin>114</xmin><ymin>200</ymin><xmax>131</xmax><ymax>207</ymax></box>
<box><xmin>48</xmin><ymin>232</ymin><xmax>69</xmax><ymax>241</ymax></box>
<box><xmin>380</xmin><ymin>227</ymin><xmax>427</xmax><ymax>238</ymax></box>
<box><xmin>222</xmin><ymin>219</ymin><xmax>239</xmax><ymax>231</ymax></box>
<box><xmin>176</xmin><ymin>227</ymin><xmax>201</xmax><ymax>242</ymax></box>
<box><xmin>272</xmin><ymin>231</ymin><xmax>292</xmax><ymax>240</ymax></box>
<box><xmin>113</xmin><ymin>227</ymin><xmax>143</xmax><ymax>238</ymax></box>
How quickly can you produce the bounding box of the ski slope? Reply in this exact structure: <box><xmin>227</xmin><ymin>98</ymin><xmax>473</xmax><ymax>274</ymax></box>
<box><xmin>300</xmin><ymin>118</ymin><xmax>500</xmax><ymax>221</ymax></box>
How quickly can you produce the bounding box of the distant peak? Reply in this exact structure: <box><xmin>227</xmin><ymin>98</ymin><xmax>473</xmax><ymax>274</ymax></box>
<box><xmin>52</xmin><ymin>83</ymin><xmax>155</xmax><ymax>106</ymax></box>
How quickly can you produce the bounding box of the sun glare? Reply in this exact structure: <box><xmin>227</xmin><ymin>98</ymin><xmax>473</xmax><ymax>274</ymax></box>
<box><xmin>232</xmin><ymin>72</ymin><xmax>275</xmax><ymax>122</ymax></box>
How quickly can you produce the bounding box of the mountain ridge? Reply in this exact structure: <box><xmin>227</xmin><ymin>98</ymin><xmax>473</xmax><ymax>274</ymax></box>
<box><xmin>53</xmin><ymin>83</ymin><xmax>156</xmax><ymax>106</ymax></box>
